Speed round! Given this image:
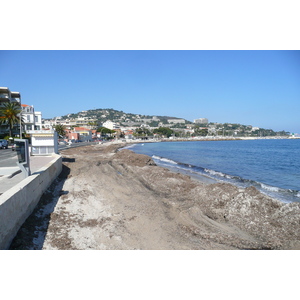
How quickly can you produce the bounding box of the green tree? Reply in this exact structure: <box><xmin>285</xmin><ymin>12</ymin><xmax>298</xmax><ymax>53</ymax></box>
<box><xmin>198</xmin><ymin>128</ymin><xmax>208</xmax><ymax>136</ymax></box>
<box><xmin>53</xmin><ymin>124</ymin><xmax>67</xmax><ymax>138</ymax></box>
<box><xmin>153</xmin><ymin>127</ymin><xmax>174</xmax><ymax>138</ymax></box>
<box><xmin>0</xmin><ymin>102</ymin><xmax>23</xmax><ymax>137</ymax></box>
<box><xmin>87</xmin><ymin>121</ymin><xmax>98</xmax><ymax>129</ymax></box>
<box><xmin>96</xmin><ymin>127</ymin><xmax>116</xmax><ymax>139</ymax></box>
<box><xmin>134</xmin><ymin>127</ymin><xmax>151</xmax><ymax>138</ymax></box>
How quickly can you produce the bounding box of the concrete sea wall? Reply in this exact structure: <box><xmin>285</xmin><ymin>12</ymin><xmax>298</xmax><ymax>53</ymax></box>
<box><xmin>0</xmin><ymin>154</ymin><xmax>62</xmax><ymax>250</ymax></box>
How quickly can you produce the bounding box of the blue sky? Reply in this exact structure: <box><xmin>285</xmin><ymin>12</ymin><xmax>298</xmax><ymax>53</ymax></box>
<box><xmin>1</xmin><ymin>50</ymin><xmax>299</xmax><ymax>133</ymax></box>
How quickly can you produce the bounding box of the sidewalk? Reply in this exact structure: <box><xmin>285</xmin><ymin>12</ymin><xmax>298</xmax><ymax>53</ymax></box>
<box><xmin>0</xmin><ymin>156</ymin><xmax>57</xmax><ymax>195</ymax></box>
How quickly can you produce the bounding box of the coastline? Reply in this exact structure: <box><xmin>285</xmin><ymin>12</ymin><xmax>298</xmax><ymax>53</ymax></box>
<box><xmin>134</xmin><ymin>136</ymin><xmax>299</xmax><ymax>143</ymax></box>
<box><xmin>126</xmin><ymin>138</ymin><xmax>300</xmax><ymax>203</ymax></box>
<box><xmin>10</xmin><ymin>141</ymin><xmax>300</xmax><ymax>250</ymax></box>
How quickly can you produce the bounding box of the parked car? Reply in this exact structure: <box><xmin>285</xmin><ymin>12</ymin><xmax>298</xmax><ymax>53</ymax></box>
<box><xmin>0</xmin><ymin>139</ymin><xmax>9</xmax><ymax>149</ymax></box>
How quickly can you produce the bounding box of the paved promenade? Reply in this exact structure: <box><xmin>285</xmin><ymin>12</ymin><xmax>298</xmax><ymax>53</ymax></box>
<box><xmin>0</xmin><ymin>156</ymin><xmax>56</xmax><ymax>195</ymax></box>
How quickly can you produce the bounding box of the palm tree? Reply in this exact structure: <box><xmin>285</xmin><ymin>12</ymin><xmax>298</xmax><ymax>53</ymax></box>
<box><xmin>0</xmin><ymin>102</ymin><xmax>23</xmax><ymax>137</ymax></box>
<box><xmin>53</xmin><ymin>124</ymin><xmax>67</xmax><ymax>138</ymax></box>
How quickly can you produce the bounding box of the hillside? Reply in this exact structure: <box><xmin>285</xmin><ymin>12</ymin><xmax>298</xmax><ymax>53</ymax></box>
<box><xmin>48</xmin><ymin>108</ymin><xmax>289</xmax><ymax>137</ymax></box>
<box><xmin>58</xmin><ymin>108</ymin><xmax>192</xmax><ymax>126</ymax></box>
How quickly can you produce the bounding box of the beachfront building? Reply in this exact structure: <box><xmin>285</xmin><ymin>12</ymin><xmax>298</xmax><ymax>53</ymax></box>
<box><xmin>102</xmin><ymin>120</ymin><xmax>119</xmax><ymax>130</ymax></box>
<box><xmin>0</xmin><ymin>87</ymin><xmax>21</xmax><ymax>106</ymax></box>
<box><xmin>194</xmin><ymin>118</ymin><xmax>208</xmax><ymax>124</ymax></box>
<box><xmin>27</xmin><ymin>130</ymin><xmax>58</xmax><ymax>155</ymax></box>
<box><xmin>65</xmin><ymin>130</ymin><xmax>80</xmax><ymax>141</ymax></box>
<box><xmin>0</xmin><ymin>87</ymin><xmax>21</xmax><ymax>136</ymax></box>
<box><xmin>123</xmin><ymin>129</ymin><xmax>134</xmax><ymax>140</ymax></box>
<box><xmin>21</xmin><ymin>104</ymin><xmax>42</xmax><ymax>131</ymax></box>
<box><xmin>73</xmin><ymin>127</ymin><xmax>92</xmax><ymax>142</ymax></box>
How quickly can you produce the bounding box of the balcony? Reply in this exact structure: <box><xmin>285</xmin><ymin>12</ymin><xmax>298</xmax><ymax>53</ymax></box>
<box><xmin>0</xmin><ymin>93</ymin><xmax>10</xmax><ymax>102</ymax></box>
<box><xmin>11</xmin><ymin>92</ymin><xmax>21</xmax><ymax>103</ymax></box>
<box><xmin>11</xmin><ymin>98</ymin><xmax>21</xmax><ymax>103</ymax></box>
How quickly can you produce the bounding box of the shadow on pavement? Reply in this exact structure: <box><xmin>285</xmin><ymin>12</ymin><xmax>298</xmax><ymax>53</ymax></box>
<box><xmin>9</xmin><ymin>163</ymin><xmax>72</xmax><ymax>250</ymax></box>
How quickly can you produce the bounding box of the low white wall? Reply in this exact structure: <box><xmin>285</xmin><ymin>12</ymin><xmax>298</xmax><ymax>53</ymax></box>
<box><xmin>0</xmin><ymin>154</ymin><xmax>62</xmax><ymax>250</ymax></box>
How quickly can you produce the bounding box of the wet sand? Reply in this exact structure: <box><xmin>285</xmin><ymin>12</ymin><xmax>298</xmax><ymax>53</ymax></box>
<box><xmin>10</xmin><ymin>142</ymin><xmax>300</xmax><ymax>250</ymax></box>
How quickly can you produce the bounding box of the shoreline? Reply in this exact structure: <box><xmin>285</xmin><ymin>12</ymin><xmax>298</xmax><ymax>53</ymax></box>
<box><xmin>10</xmin><ymin>142</ymin><xmax>300</xmax><ymax>250</ymax></box>
<box><xmin>123</xmin><ymin>136</ymin><xmax>299</xmax><ymax>144</ymax></box>
<box><xmin>123</xmin><ymin>139</ymin><xmax>300</xmax><ymax>203</ymax></box>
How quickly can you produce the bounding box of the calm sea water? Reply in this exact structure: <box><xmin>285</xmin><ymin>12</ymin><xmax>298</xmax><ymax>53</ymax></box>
<box><xmin>126</xmin><ymin>139</ymin><xmax>300</xmax><ymax>203</ymax></box>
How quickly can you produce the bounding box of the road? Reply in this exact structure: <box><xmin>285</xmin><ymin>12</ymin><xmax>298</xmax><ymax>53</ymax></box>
<box><xmin>58</xmin><ymin>141</ymin><xmax>102</xmax><ymax>151</ymax></box>
<box><xmin>0</xmin><ymin>148</ymin><xmax>18</xmax><ymax>168</ymax></box>
<box><xmin>0</xmin><ymin>141</ymin><xmax>103</xmax><ymax>168</ymax></box>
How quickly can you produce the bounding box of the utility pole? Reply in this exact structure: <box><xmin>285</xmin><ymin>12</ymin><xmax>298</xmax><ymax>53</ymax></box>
<box><xmin>19</xmin><ymin>109</ymin><xmax>22</xmax><ymax>138</ymax></box>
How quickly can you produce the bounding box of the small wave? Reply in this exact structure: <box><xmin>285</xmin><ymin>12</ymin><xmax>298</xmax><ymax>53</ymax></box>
<box><xmin>122</xmin><ymin>144</ymin><xmax>136</xmax><ymax>150</ymax></box>
<box><xmin>204</xmin><ymin>168</ymin><xmax>227</xmax><ymax>178</ymax></box>
<box><xmin>152</xmin><ymin>155</ymin><xmax>178</xmax><ymax>165</ymax></box>
<box><xmin>152</xmin><ymin>155</ymin><xmax>300</xmax><ymax>203</ymax></box>
<box><xmin>260</xmin><ymin>183</ymin><xmax>280</xmax><ymax>192</ymax></box>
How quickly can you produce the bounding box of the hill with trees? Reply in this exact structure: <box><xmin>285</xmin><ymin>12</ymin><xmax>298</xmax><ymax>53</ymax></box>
<box><xmin>47</xmin><ymin>108</ymin><xmax>290</xmax><ymax>138</ymax></box>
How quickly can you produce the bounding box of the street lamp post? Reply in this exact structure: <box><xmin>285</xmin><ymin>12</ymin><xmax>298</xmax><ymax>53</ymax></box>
<box><xmin>19</xmin><ymin>109</ymin><xmax>22</xmax><ymax>138</ymax></box>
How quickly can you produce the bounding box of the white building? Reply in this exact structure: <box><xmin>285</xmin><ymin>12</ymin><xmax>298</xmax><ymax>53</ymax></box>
<box><xmin>42</xmin><ymin>116</ymin><xmax>97</xmax><ymax>130</ymax></box>
<box><xmin>194</xmin><ymin>118</ymin><xmax>208</xmax><ymax>124</ymax></box>
<box><xmin>167</xmin><ymin>119</ymin><xmax>186</xmax><ymax>124</ymax></box>
<box><xmin>27</xmin><ymin>130</ymin><xmax>58</xmax><ymax>155</ymax></box>
<box><xmin>21</xmin><ymin>104</ymin><xmax>42</xmax><ymax>131</ymax></box>
<box><xmin>102</xmin><ymin>120</ymin><xmax>118</xmax><ymax>130</ymax></box>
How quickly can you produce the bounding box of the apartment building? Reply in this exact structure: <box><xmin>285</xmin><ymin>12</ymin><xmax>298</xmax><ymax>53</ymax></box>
<box><xmin>102</xmin><ymin>120</ymin><xmax>119</xmax><ymax>130</ymax></box>
<box><xmin>1</xmin><ymin>87</ymin><xmax>44</xmax><ymax>138</ymax></box>
<box><xmin>0</xmin><ymin>87</ymin><xmax>21</xmax><ymax>136</ymax></box>
<box><xmin>194</xmin><ymin>118</ymin><xmax>208</xmax><ymax>124</ymax></box>
<box><xmin>73</xmin><ymin>127</ymin><xmax>92</xmax><ymax>141</ymax></box>
<box><xmin>42</xmin><ymin>117</ymin><xmax>98</xmax><ymax>130</ymax></box>
<box><xmin>21</xmin><ymin>104</ymin><xmax>42</xmax><ymax>131</ymax></box>
<box><xmin>0</xmin><ymin>87</ymin><xmax>21</xmax><ymax>105</ymax></box>
<box><xmin>167</xmin><ymin>118</ymin><xmax>186</xmax><ymax>124</ymax></box>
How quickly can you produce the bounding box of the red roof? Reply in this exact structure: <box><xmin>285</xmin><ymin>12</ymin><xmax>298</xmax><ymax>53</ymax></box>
<box><xmin>74</xmin><ymin>127</ymin><xmax>91</xmax><ymax>131</ymax></box>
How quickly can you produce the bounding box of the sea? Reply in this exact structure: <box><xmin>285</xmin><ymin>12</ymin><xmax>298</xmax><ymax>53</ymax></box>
<box><xmin>125</xmin><ymin>139</ymin><xmax>300</xmax><ymax>203</ymax></box>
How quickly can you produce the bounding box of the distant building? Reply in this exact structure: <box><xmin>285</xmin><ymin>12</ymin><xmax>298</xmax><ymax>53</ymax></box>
<box><xmin>103</xmin><ymin>120</ymin><xmax>119</xmax><ymax>130</ymax></box>
<box><xmin>194</xmin><ymin>118</ymin><xmax>208</xmax><ymax>124</ymax></box>
<box><xmin>167</xmin><ymin>119</ymin><xmax>186</xmax><ymax>124</ymax></box>
<box><xmin>42</xmin><ymin>116</ymin><xmax>97</xmax><ymax>130</ymax></box>
<box><xmin>73</xmin><ymin>127</ymin><xmax>92</xmax><ymax>141</ymax></box>
<box><xmin>66</xmin><ymin>131</ymin><xmax>80</xmax><ymax>141</ymax></box>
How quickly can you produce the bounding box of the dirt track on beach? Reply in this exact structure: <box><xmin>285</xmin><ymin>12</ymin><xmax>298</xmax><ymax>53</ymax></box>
<box><xmin>10</xmin><ymin>143</ymin><xmax>300</xmax><ymax>250</ymax></box>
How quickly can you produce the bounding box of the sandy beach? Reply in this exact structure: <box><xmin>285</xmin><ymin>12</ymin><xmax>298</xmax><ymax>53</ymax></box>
<box><xmin>10</xmin><ymin>142</ymin><xmax>300</xmax><ymax>250</ymax></box>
